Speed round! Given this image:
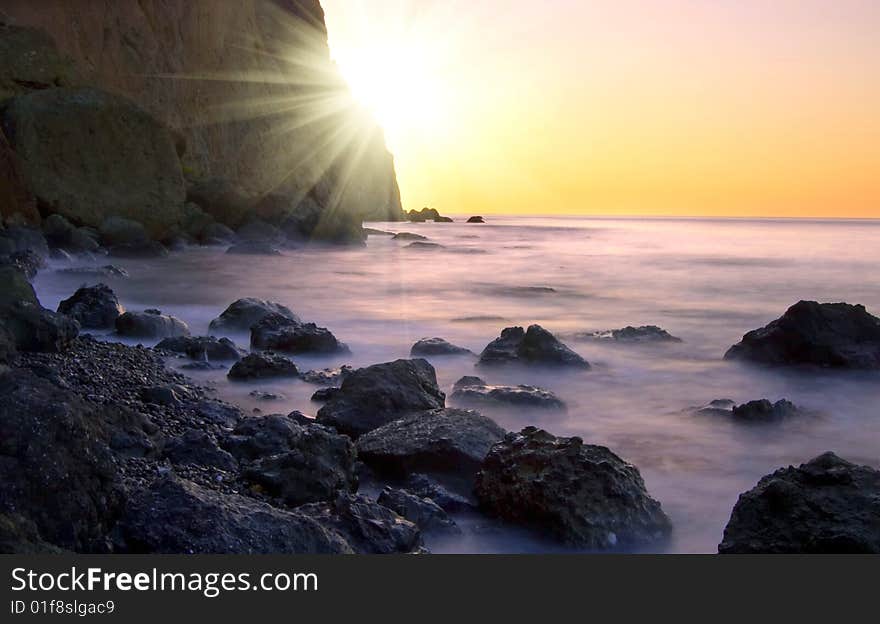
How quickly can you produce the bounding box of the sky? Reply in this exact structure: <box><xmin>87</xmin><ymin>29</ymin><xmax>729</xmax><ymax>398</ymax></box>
<box><xmin>321</xmin><ymin>0</ymin><xmax>880</xmax><ymax>218</ymax></box>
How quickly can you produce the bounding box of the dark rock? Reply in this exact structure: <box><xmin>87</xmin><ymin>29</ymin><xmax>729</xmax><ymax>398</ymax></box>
<box><xmin>287</xmin><ymin>411</ymin><xmax>317</xmax><ymax>426</ymax></box>
<box><xmin>227</xmin><ymin>352</ymin><xmax>298</xmax><ymax>380</ymax></box>
<box><xmin>316</xmin><ymin>359</ymin><xmax>446</xmax><ymax>437</ymax></box>
<box><xmin>278</xmin><ymin>195</ymin><xmax>367</xmax><ymax>246</ymax></box>
<box><xmin>140</xmin><ymin>385</ymin><xmax>183</xmax><ymax>407</ymax></box>
<box><xmin>411</xmin><ymin>337</ymin><xmax>474</xmax><ymax>356</ymax></box>
<box><xmin>478</xmin><ymin>325</ymin><xmax>590</xmax><ymax>368</ymax></box>
<box><xmin>475</xmin><ymin>427</ymin><xmax>672</xmax><ymax>549</ymax></box>
<box><xmin>57</xmin><ymin>283</ymin><xmax>123</xmax><ymax>329</ymax></box>
<box><xmin>297</xmin><ymin>494</ymin><xmax>422</xmax><ymax>554</ymax></box>
<box><xmin>311</xmin><ymin>387</ymin><xmax>340</xmax><ymax>402</ymax></box>
<box><xmin>236</xmin><ymin>219</ymin><xmax>283</xmax><ymax>243</ymax></box>
<box><xmin>300</xmin><ymin>365</ymin><xmax>353</xmax><ymax>385</ymax></box>
<box><xmin>434</xmin><ymin>216</ymin><xmax>454</xmax><ymax>223</ymax></box>
<box><xmin>731</xmin><ymin>399</ymin><xmax>800</xmax><ymax>422</ymax></box>
<box><xmin>57</xmin><ymin>265</ymin><xmax>129</xmax><ymax>279</ymax></box>
<box><xmin>99</xmin><ymin>216</ymin><xmax>147</xmax><ymax>247</ymax></box>
<box><xmin>0</xmin><ymin>513</ymin><xmax>64</xmax><ymax>554</ymax></box>
<box><xmin>406</xmin><ymin>207</ymin><xmax>451</xmax><ymax>223</ymax></box>
<box><xmin>583</xmin><ymin>325</ymin><xmax>682</xmax><ymax>343</ymax></box>
<box><xmin>0</xmin><ymin>322</ymin><xmax>15</xmax><ymax>364</ymax></box>
<box><xmin>467</xmin><ymin>216</ymin><xmax>485</xmax><ymax>223</ymax></box>
<box><xmin>3</xmin><ymin>88</ymin><xmax>185</xmax><ymax>236</ymax></box>
<box><xmin>155</xmin><ymin>335</ymin><xmax>243</xmax><ymax>361</ymax></box>
<box><xmin>186</xmin><ymin>178</ymin><xmax>254</xmax><ymax>229</ymax></box>
<box><xmin>357</xmin><ymin>408</ymin><xmax>506</xmax><ymax>488</ymax></box>
<box><xmin>0</xmin><ymin>225</ymin><xmax>49</xmax><ymax>257</ymax></box>
<box><xmin>242</xmin><ymin>424</ymin><xmax>357</xmax><ymax>507</ymax></box>
<box><xmin>0</xmin><ymin>249</ymin><xmax>44</xmax><ymax>279</ymax></box>
<box><xmin>392</xmin><ymin>232</ymin><xmax>428</xmax><ymax>241</ymax></box>
<box><xmin>719</xmin><ymin>452</ymin><xmax>880</xmax><ymax>554</ymax></box>
<box><xmin>116</xmin><ymin>310</ymin><xmax>190</xmax><ymax>340</ymax></box>
<box><xmin>116</xmin><ymin>475</ymin><xmax>352</xmax><ymax>554</ymax></box>
<box><xmin>0</xmin><ymin>265</ymin><xmax>37</xmax><ymax>307</ymax></box>
<box><xmin>226</xmin><ymin>241</ymin><xmax>282</xmax><ymax>256</ymax></box>
<box><xmin>250</xmin><ymin>312</ymin><xmax>347</xmax><ymax>354</ymax></box>
<box><xmin>725</xmin><ymin>301</ymin><xmax>880</xmax><ymax>369</ymax></box>
<box><xmin>209</xmin><ymin>298</ymin><xmax>299</xmax><ymax>333</ymax></box>
<box><xmin>200</xmin><ymin>222</ymin><xmax>237</xmax><ymax>245</ymax></box>
<box><xmin>377</xmin><ymin>487</ymin><xmax>459</xmax><ymax>534</ymax></box>
<box><xmin>108</xmin><ymin>240</ymin><xmax>169</xmax><ymax>258</ymax></box>
<box><xmin>403</xmin><ymin>473</ymin><xmax>476</xmax><ymax>512</ymax></box>
<box><xmin>163</xmin><ymin>430</ymin><xmax>238</xmax><ymax>471</ymax></box>
<box><xmin>2</xmin><ymin>300</ymin><xmax>79</xmax><ymax>352</ymax></box>
<box><xmin>222</xmin><ymin>414</ymin><xmax>307</xmax><ymax>461</ymax></box>
<box><xmin>0</xmin><ymin>369</ymin><xmax>121</xmax><ymax>552</ymax></box>
<box><xmin>693</xmin><ymin>398</ymin><xmax>737</xmax><ymax>416</ymax></box>
<box><xmin>451</xmin><ymin>377</ymin><xmax>565</xmax><ymax>409</ymax></box>
<box><xmin>364</xmin><ymin>228</ymin><xmax>395</xmax><ymax>236</ymax></box>
<box><xmin>248</xmin><ymin>390</ymin><xmax>285</xmax><ymax>401</ymax></box>
<box><xmin>407</xmin><ymin>241</ymin><xmax>444</xmax><ymax>250</ymax></box>
<box><xmin>0</xmin><ymin>22</ymin><xmax>80</xmax><ymax>101</ymax></box>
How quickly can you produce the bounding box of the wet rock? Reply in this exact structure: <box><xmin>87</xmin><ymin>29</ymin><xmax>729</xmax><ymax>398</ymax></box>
<box><xmin>467</xmin><ymin>216</ymin><xmax>485</xmax><ymax>223</ymax></box>
<box><xmin>195</xmin><ymin>400</ymin><xmax>242</xmax><ymax>429</ymax></box>
<box><xmin>403</xmin><ymin>473</ymin><xmax>476</xmax><ymax>512</ymax></box>
<box><xmin>311</xmin><ymin>387</ymin><xmax>340</xmax><ymax>403</ymax></box>
<box><xmin>392</xmin><ymin>232</ymin><xmax>428</xmax><ymax>241</ymax></box>
<box><xmin>57</xmin><ymin>265</ymin><xmax>129</xmax><ymax>279</ymax></box>
<box><xmin>116</xmin><ymin>310</ymin><xmax>190</xmax><ymax>340</ymax></box>
<box><xmin>227</xmin><ymin>353</ymin><xmax>298</xmax><ymax>380</ymax></box>
<box><xmin>2</xmin><ymin>301</ymin><xmax>79</xmax><ymax>352</ymax></box>
<box><xmin>250</xmin><ymin>312</ymin><xmax>347</xmax><ymax>354</ymax></box>
<box><xmin>116</xmin><ymin>475</ymin><xmax>351</xmax><ymax>554</ymax></box>
<box><xmin>316</xmin><ymin>359</ymin><xmax>446</xmax><ymax>437</ymax></box>
<box><xmin>297</xmin><ymin>494</ymin><xmax>422</xmax><ymax>554</ymax></box>
<box><xmin>0</xmin><ymin>249</ymin><xmax>43</xmax><ymax>279</ymax></box>
<box><xmin>475</xmin><ymin>427</ymin><xmax>672</xmax><ymax>549</ymax></box>
<box><xmin>724</xmin><ymin>301</ymin><xmax>880</xmax><ymax>369</ymax></box>
<box><xmin>140</xmin><ymin>385</ymin><xmax>183</xmax><ymax>407</ymax></box>
<box><xmin>407</xmin><ymin>241</ymin><xmax>444</xmax><ymax>250</ymax></box>
<box><xmin>209</xmin><ymin>298</ymin><xmax>299</xmax><ymax>334</ymax></box>
<box><xmin>186</xmin><ymin>178</ymin><xmax>253</xmax><ymax>229</ymax></box>
<box><xmin>3</xmin><ymin>88</ymin><xmax>185</xmax><ymax>236</ymax></box>
<box><xmin>732</xmin><ymin>399</ymin><xmax>800</xmax><ymax>422</ymax></box>
<box><xmin>0</xmin><ymin>225</ymin><xmax>49</xmax><ymax>258</ymax></box>
<box><xmin>241</xmin><ymin>424</ymin><xmax>357</xmax><ymax>507</ymax></box>
<box><xmin>163</xmin><ymin>430</ymin><xmax>237</xmax><ymax>471</ymax></box>
<box><xmin>357</xmin><ymin>408</ymin><xmax>506</xmax><ymax>488</ymax></box>
<box><xmin>222</xmin><ymin>414</ymin><xmax>307</xmax><ymax>461</ymax></box>
<box><xmin>155</xmin><ymin>335</ymin><xmax>243</xmax><ymax>361</ymax></box>
<box><xmin>411</xmin><ymin>337</ymin><xmax>474</xmax><ymax>356</ymax></box>
<box><xmin>451</xmin><ymin>376</ymin><xmax>565</xmax><ymax>409</ymax></box>
<box><xmin>377</xmin><ymin>487</ymin><xmax>459</xmax><ymax>534</ymax></box>
<box><xmin>57</xmin><ymin>283</ymin><xmax>124</xmax><ymax>329</ymax></box>
<box><xmin>248</xmin><ymin>390</ymin><xmax>286</xmax><ymax>401</ymax></box>
<box><xmin>478</xmin><ymin>325</ymin><xmax>590</xmax><ymax>368</ymax></box>
<box><xmin>44</xmin><ymin>216</ymin><xmax>101</xmax><ymax>254</ymax></box>
<box><xmin>582</xmin><ymin>325</ymin><xmax>682</xmax><ymax>343</ymax></box>
<box><xmin>0</xmin><ymin>369</ymin><xmax>121</xmax><ymax>552</ymax></box>
<box><xmin>226</xmin><ymin>241</ymin><xmax>282</xmax><ymax>256</ymax></box>
<box><xmin>0</xmin><ymin>264</ymin><xmax>38</xmax><ymax>307</ymax></box>
<box><xmin>719</xmin><ymin>452</ymin><xmax>880</xmax><ymax>554</ymax></box>
<box><xmin>300</xmin><ymin>365</ymin><xmax>353</xmax><ymax>385</ymax></box>
<box><xmin>99</xmin><ymin>216</ymin><xmax>148</xmax><ymax>247</ymax></box>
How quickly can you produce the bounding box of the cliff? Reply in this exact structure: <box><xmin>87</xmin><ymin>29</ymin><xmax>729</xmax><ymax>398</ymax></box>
<box><xmin>0</xmin><ymin>0</ymin><xmax>403</xmax><ymax>222</ymax></box>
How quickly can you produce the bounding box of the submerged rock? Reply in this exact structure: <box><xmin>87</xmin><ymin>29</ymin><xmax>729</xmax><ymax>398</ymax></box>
<box><xmin>582</xmin><ymin>325</ymin><xmax>682</xmax><ymax>343</ymax></box>
<box><xmin>250</xmin><ymin>313</ymin><xmax>347</xmax><ymax>354</ymax></box>
<box><xmin>693</xmin><ymin>398</ymin><xmax>801</xmax><ymax>423</ymax></box>
<box><xmin>116</xmin><ymin>475</ymin><xmax>351</xmax><ymax>554</ymax></box>
<box><xmin>57</xmin><ymin>284</ymin><xmax>124</xmax><ymax>329</ymax></box>
<box><xmin>297</xmin><ymin>494</ymin><xmax>422</xmax><ymax>554</ymax></box>
<box><xmin>116</xmin><ymin>310</ymin><xmax>189</xmax><ymax>340</ymax></box>
<box><xmin>475</xmin><ymin>427</ymin><xmax>672</xmax><ymax>549</ymax></box>
<box><xmin>719</xmin><ymin>452</ymin><xmax>880</xmax><ymax>553</ymax></box>
<box><xmin>467</xmin><ymin>216</ymin><xmax>485</xmax><ymax>223</ymax></box>
<box><xmin>407</xmin><ymin>241</ymin><xmax>444</xmax><ymax>250</ymax></box>
<box><xmin>451</xmin><ymin>376</ymin><xmax>565</xmax><ymax>409</ymax></box>
<box><xmin>316</xmin><ymin>359</ymin><xmax>446</xmax><ymax>437</ymax></box>
<box><xmin>155</xmin><ymin>335</ymin><xmax>243</xmax><ymax>361</ymax></box>
<box><xmin>227</xmin><ymin>353</ymin><xmax>298</xmax><ymax>381</ymax></box>
<box><xmin>411</xmin><ymin>337</ymin><xmax>474</xmax><ymax>356</ymax></box>
<box><xmin>377</xmin><ymin>487</ymin><xmax>459</xmax><ymax>534</ymax></box>
<box><xmin>209</xmin><ymin>298</ymin><xmax>299</xmax><ymax>334</ymax></box>
<box><xmin>392</xmin><ymin>232</ymin><xmax>428</xmax><ymax>241</ymax></box>
<box><xmin>724</xmin><ymin>301</ymin><xmax>880</xmax><ymax>369</ymax></box>
<box><xmin>57</xmin><ymin>265</ymin><xmax>129</xmax><ymax>279</ymax></box>
<box><xmin>357</xmin><ymin>408</ymin><xmax>506</xmax><ymax>488</ymax></box>
<box><xmin>300</xmin><ymin>365</ymin><xmax>353</xmax><ymax>386</ymax></box>
<box><xmin>478</xmin><ymin>325</ymin><xmax>589</xmax><ymax>368</ymax></box>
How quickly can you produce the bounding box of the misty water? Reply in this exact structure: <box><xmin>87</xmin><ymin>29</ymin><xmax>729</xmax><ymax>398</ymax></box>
<box><xmin>33</xmin><ymin>216</ymin><xmax>880</xmax><ymax>553</ymax></box>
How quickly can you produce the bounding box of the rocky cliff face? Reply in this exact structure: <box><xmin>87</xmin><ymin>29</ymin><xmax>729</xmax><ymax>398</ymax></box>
<box><xmin>0</xmin><ymin>0</ymin><xmax>403</xmax><ymax>223</ymax></box>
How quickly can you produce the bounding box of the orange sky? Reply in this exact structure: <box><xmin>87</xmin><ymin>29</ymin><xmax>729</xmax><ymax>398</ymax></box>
<box><xmin>322</xmin><ymin>0</ymin><xmax>880</xmax><ymax>218</ymax></box>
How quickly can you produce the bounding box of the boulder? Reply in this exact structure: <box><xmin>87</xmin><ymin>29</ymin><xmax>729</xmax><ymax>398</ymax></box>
<box><xmin>236</xmin><ymin>219</ymin><xmax>283</xmax><ymax>243</ymax></box>
<box><xmin>57</xmin><ymin>283</ymin><xmax>124</xmax><ymax>329</ymax></box>
<box><xmin>719</xmin><ymin>452</ymin><xmax>880</xmax><ymax>554</ymax></box>
<box><xmin>178</xmin><ymin>202</ymin><xmax>214</xmax><ymax>241</ymax></box>
<box><xmin>222</xmin><ymin>414</ymin><xmax>309</xmax><ymax>461</ymax></box>
<box><xmin>466</xmin><ymin>216</ymin><xmax>485</xmax><ymax>223</ymax></box>
<box><xmin>227</xmin><ymin>353</ymin><xmax>299</xmax><ymax>381</ymax></box>
<box><xmin>377</xmin><ymin>487</ymin><xmax>459</xmax><ymax>534</ymax></box>
<box><xmin>155</xmin><ymin>335</ymin><xmax>243</xmax><ymax>361</ymax></box>
<box><xmin>115</xmin><ymin>310</ymin><xmax>190</xmax><ymax>340</ymax></box>
<box><xmin>116</xmin><ymin>475</ymin><xmax>352</xmax><ymax>554</ymax></box>
<box><xmin>279</xmin><ymin>195</ymin><xmax>366</xmax><ymax>245</ymax></box>
<box><xmin>0</xmin><ymin>264</ymin><xmax>37</xmax><ymax>306</ymax></box>
<box><xmin>297</xmin><ymin>494</ymin><xmax>422</xmax><ymax>554</ymax></box>
<box><xmin>403</xmin><ymin>473</ymin><xmax>476</xmax><ymax>512</ymax></box>
<box><xmin>451</xmin><ymin>376</ymin><xmax>565</xmax><ymax>410</ymax></box>
<box><xmin>731</xmin><ymin>399</ymin><xmax>800</xmax><ymax>422</ymax></box>
<box><xmin>724</xmin><ymin>301</ymin><xmax>880</xmax><ymax>369</ymax></box>
<box><xmin>475</xmin><ymin>427</ymin><xmax>672</xmax><ymax>549</ymax></box>
<box><xmin>0</xmin><ymin>249</ymin><xmax>43</xmax><ymax>281</ymax></box>
<box><xmin>0</xmin><ymin>23</ymin><xmax>79</xmax><ymax>102</ymax></box>
<box><xmin>209</xmin><ymin>298</ymin><xmax>300</xmax><ymax>334</ymax></box>
<box><xmin>186</xmin><ymin>178</ymin><xmax>254</xmax><ymax>229</ymax></box>
<box><xmin>583</xmin><ymin>325</ymin><xmax>682</xmax><ymax>343</ymax></box>
<box><xmin>2</xmin><ymin>87</ymin><xmax>185</xmax><ymax>237</ymax></box>
<box><xmin>99</xmin><ymin>216</ymin><xmax>148</xmax><ymax>247</ymax></box>
<box><xmin>1</xmin><ymin>300</ymin><xmax>79</xmax><ymax>352</ymax></box>
<box><xmin>300</xmin><ymin>365</ymin><xmax>353</xmax><ymax>385</ymax></box>
<box><xmin>356</xmin><ymin>408</ymin><xmax>505</xmax><ymax>488</ymax></box>
<box><xmin>162</xmin><ymin>429</ymin><xmax>238</xmax><ymax>471</ymax></box>
<box><xmin>311</xmin><ymin>387</ymin><xmax>340</xmax><ymax>403</ymax></box>
<box><xmin>316</xmin><ymin>359</ymin><xmax>446</xmax><ymax>437</ymax></box>
<box><xmin>225</xmin><ymin>241</ymin><xmax>281</xmax><ymax>256</ymax></box>
<box><xmin>1</xmin><ymin>225</ymin><xmax>48</xmax><ymax>257</ymax></box>
<box><xmin>0</xmin><ymin>369</ymin><xmax>121</xmax><ymax>552</ymax></box>
<box><xmin>241</xmin><ymin>424</ymin><xmax>357</xmax><ymax>507</ymax></box>
<box><xmin>250</xmin><ymin>312</ymin><xmax>347</xmax><ymax>354</ymax></box>
<box><xmin>478</xmin><ymin>325</ymin><xmax>590</xmax><ymax>368</ymax></box>
<box><xmin>194</xmin><ymin>400</ymin><xmax>243</xmax><ymax>429</ymax></box>
<box><xmin>411</xmin><ymin>337</ymin><xmax>474</xmax><ymax>356</ymax></box>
